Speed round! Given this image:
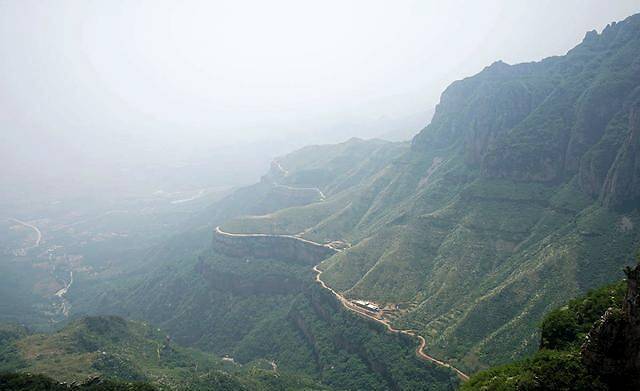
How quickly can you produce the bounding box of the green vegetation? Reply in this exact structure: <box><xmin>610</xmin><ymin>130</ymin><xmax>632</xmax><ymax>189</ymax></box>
<box><xmin>0</xmin><ymin>372</ymin><xmax>156</xmax><ymax>391</ymax></box>
<box><xmin>460</xmin><ymin>350</ymin><xmax>606</xmax><ymax>391</ymax></box>
<box><xmin>0</xmin><ymin>316</ymin><xmax>326</xmax><ymax>391</ymax></box>
<box><xmin>7</xmin><ymin>13</ymin><xmax>640</xmax><ymax>389</ymax></box>
<box><xmin>461</xmin><ymin>278</ymin><xmax>627</xmax><ymax>390</ymax></box>
<box><xmin>540</xmin><ymin>282</ymin><xmax>625</xmax><ymax>350</ymax></box>
<box><xmin>211</xmin><ymin>14</ymin><xmax>640</xmax><ymax>372</ymax></box>
<box><xmin>80</xmin><ymin>245</ymin><xmax>458</xmax><ymax>390</ymax></box>
<box><xmin>240</xmin><ymin>286</ymin><xmax>458</xmax><ymax>390</ymax></box>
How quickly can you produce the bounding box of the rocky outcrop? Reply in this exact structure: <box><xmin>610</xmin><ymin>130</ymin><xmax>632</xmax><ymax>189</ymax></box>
<box><xmin>411</xmin><ymin>14</ymin><xmax>640</xmax><ymax>189</ymax></box>
<box><xmin>601</xmin><ymin>101</ymin><xmax>640</xmax><ymax>211</ymax></box>
<box><xmin>582</xmin><ymin>263</ymin><xmax>640</xmax><ymax>389</ymax></box>
<box><xmin>212</xmin><ymin>227</ymin><xmax>337</xmax><ymax>265</ymax></box>
<box><xmin>412</xmin><ymin>60</ymin><xmax>549</xmax><ymax>160</ymax></box>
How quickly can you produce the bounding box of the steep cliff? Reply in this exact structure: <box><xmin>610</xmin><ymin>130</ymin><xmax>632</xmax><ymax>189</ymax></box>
<box><xmin>461</xmin><ymin>271</ymin><xmax>632</xmax><ymax>390</ymax></box>
<box><xmin>601</xmin><ymin>100</ymin><xmax>640</xmax><ymax>210</ymax></box>
<box><xmin>90</xmin><ymin>13</ymin><xmax>640</xmax><ymax>379</ymax></box>
<box><xmin>582</xmin><ymin>263</ymin><xmax>640</xmax><ymax>389</ymax></box>
<box><xmin>227</xmin><ymin>14</ymin><xmax>640</xmax><ymax>370</ymax></box>
<box><xmin>413</xmin><ymin>16</ymin><xmax>640</xmax><ymax>201</ymax></box>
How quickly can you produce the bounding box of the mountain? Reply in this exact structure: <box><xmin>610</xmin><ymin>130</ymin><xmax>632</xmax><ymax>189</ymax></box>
<box><xmin>199</xmin><ymin>14</ymin><xmax>640</xmax><ymax>371</ymax></box>
<box><xmin>0</xmin><ymin>315</ymin><xmax>326</xmax><ymax>390</ymax></box>
<box><xmin>63</xmin><ymin>12</ymin><xmax>640</xmax><ymax>388</ymax></box>
<box><xmin>69</xmin><ymin>138</ymin><xmax>459</xmax><ymax>390</ymax></box>
<box><xmin>462</xmin><ymin>260</ymin><xmax>639</xmax><ymax>390</ymax></box>
<box><xmin>0</xmin><ymin>372</ymin><xmax>155</xmax><ymax>390</ymax></box>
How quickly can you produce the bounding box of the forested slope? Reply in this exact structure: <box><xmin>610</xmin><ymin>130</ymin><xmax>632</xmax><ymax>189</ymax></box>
<box><xmin>72</xmin><ymin>13</ymin><xmax>640</xmax><ymax>386</ymax></box>
<box><xmin>216</xmin><ymin>14</ymin><xmax>640</xmax><ymax>370</ymax></box>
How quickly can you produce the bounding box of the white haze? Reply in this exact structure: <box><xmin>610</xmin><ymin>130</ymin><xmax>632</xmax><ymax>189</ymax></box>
<box><xmin>1</xmin><ymin>0</ymin><xmax>638</xmax><ymax>201</ymax></box>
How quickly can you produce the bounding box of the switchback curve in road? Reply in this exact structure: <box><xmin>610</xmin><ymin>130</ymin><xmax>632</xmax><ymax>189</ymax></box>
<box><xmin>9</xmin><ymin>218</ymin><xmax>42</xmax><ymax>248</ymax></box>
<box><xmin>313</xmin><ymin>264</ymin><xmax>469</xmax><ymax>381</ymax></box>
<box><xmin>215</xmin><ymin>226</ymin><xmax>469</xmax><ymax>381</ymax></box>
<box><xmin>271</xmin><ymin>160</ymin><xmax>326</xmax><ymax>200</ymax></box>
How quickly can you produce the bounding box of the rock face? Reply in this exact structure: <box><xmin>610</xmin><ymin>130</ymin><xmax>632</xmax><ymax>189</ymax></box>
<box><xmin>212</xmin><ymin>228</ymin><xmax>337</xmax><ymax>265</ymax></box>
<box><xmin>195</xmin><ymin>256</ymin><xmax>305</xmax><ymax>295</ymax></box>
<box><xmin>411</xmin><ymin>14</ymin><xmax>640</xmax><ymax>204</ymax></box>
<box><xmin>111</xmin><ymin>14</ymin><xmax>640</xmax><ymax>374</ymax></box>
<box><xmin>582</xmin><ymin>263</ymin><xmax>640</xmax><ymax>388</ymax></box>
<box><xmin>601</xmin><ymin>102</ymin><xmax>640</xmax><ymax>211</ymax></box>
<box><xmin>317</xmin><ymin>13</ymin><xmax>640</xmax><ymax>369</ymax></box>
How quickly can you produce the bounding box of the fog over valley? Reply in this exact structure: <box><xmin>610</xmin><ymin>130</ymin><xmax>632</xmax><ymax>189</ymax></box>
<box><xmin>2</xmin><ymin>0</ymin><xmax>638</xmax><ymax>201</ymax></box>
<box><xmin>1</xmin><ymin>2</ymin><xmax>640</xmax><ymax>390</ymax></box>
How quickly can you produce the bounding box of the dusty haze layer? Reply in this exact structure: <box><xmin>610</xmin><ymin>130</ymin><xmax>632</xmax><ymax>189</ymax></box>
<box><xmin>1</xmin><ymin>0</ymin><xmax>639</xmax><ymax>200</ymax></box>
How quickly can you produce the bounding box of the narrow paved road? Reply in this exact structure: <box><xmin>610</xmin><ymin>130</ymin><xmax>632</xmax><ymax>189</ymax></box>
<box><xmin>55</xmin><ymin>271</ymin><xmax>74</xmax><ymax>298</ymax></box>
<box><xmin>215</xmin><ymin>226</ymin><xmax>469</xmax><ymax>381</ymax></box>
<box><xmin>55</xmin><ymin>271</ymin><xmax>73</xmax><ymax>317</ymax></box>
<box><xmin>313</xmin><ymin>265</ymin><xmax>469</xmax><ymax>381</ymax></box>
<box><xmin>215</xmin><ymin>226</ymin><xmax>337</xmax><ymax>249</ymax></box>
<box><xmin>275</xmin><ymin>184</ymin><xmax>326</xmax><ymax>200</ymax></box>
<box><xmin>273</xmin><ymin>160</ymin><xmax>289</xmax><ymax>176</ymax></box>
<box><xmin>171</xmin><ymin>189</ymin><xmax>206</xmax><ymax>204</ymax></box>
<box><xmin>9</xmin><ymin>218</ymin><xmax>42</xmax><ymax>248</ymax></box>
<box><xmin>272</xmin><ymin>161</ymin><xmax>326</xmax><ymax>200</ymax></box>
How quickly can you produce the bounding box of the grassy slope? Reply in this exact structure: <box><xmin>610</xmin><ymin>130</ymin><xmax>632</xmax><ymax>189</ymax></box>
<box><xmin>217</xmin><ymin>15</ymin><xmax>640</xmax><ymax>372</ymax></box>
<box><xmin>89</xmin><ymin>247</ymin><xmax>458</xmax><ymax>390</ymax></box>
<box><xmin>0</xmin><ymin>316</ymin><xmax>326</xmax><ymax>391</ymax></box>
<box><xmin>240</xmin><ymin>139</ymin><xmax>638</xmax><ymax>371</ymax></box>
<box><xmin>64</xmin><ymin>15</ymin><xmax>640</xmax><ymax>386</ymax></box>
<box><xmin>461</xmin><ymin>279</ymin><xmax>626</xmax><ymax>390</ymax></box>
<box><xmin>64</xmin><ymin>138</ymin><xmax>459</xmax><ymax>390</ymax></box>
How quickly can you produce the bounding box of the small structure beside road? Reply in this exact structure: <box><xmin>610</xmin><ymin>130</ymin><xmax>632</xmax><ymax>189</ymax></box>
<box><xmin>353</xmin><ymin>300</ymin><xmax>380</xmax><ymax>313</ymax></box>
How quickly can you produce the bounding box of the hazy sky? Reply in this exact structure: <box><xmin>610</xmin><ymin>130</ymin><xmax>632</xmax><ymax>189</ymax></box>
<box><xmin>1</xmin><ymin>1</ymin><xmax>639</xmax><ymax>195</ymax></box>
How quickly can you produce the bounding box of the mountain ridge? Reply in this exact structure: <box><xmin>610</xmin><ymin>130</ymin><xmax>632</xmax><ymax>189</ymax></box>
<box><xmin>67</xmin><ymin>12</ymin><xmax>640</xmax><ymax>386</ymax></box>
<box><xmin>213</xmin><ymin>13</ymin><xmax>640</xmax><ymax>370</ymax></box>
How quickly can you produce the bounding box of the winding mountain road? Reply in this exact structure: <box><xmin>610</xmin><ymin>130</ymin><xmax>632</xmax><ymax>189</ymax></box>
<box><xmin>217</xmin><ymin>159</ymin><xmax>469</xmax><ymax>380</ymax></box>
<box><xmin>9</xmin><ymin>218</ymin><xmax>42</xmax><ymax>248</ymax></box>
<box><xmin>55</xmin><ymin>271</ymin><xmax>74</xmax><ymax>298</ymax></box>
<box><xmin>215</xmin><ymin>226</ymin><xmax>469</xmax><ymax>381</ymax></box>
<box><xmin>215</xmin><ymin>226</ymin><xmax>335</xmax><ymax>249</ymax></box>
<box><xmin>273</xmin><ymin>160</ymin><xmax>289</xmax><ymax>176</ymax></box>
<box><xmin>271</xmin><ymin>160</ymin><xmax>326</xmax><ymax>200</ymax></box>
<box><xmin>274</xmin><ymin>184</ymin><xmax>326</xmax><ymax>200</ymax></box>
<box><xmin>313</xmin><ymin>264</ymin><xmax>469</xmax><ymax>381</ymax></box>
<box><xmin>54</xmin><ymin>270</ymin><xmax>73</xmax><ymax>317</ymax></box>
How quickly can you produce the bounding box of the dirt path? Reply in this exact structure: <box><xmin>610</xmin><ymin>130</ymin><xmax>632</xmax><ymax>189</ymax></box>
<box><xmin>275</xmin><ymin>184</ymin><xmax>326</xmax><ymax>200</ymax></box>
<box><xmin>215</xmin><ymin>226</ymin><xmax>468</xmax><ymax>381</ymax></box>
<box><xmin>215</xmin><ymin>226</ymin><xmax>338</xmax><ymax>250</ymax></box>
<box><xmin>54</xmin><ymin>270</ymin><xmax>73</xmax><ymax>317</ymax></box>
<box><xmin>271</xmin><ymin>161</ymin><xmax>326</xmax><ymax>200</ymax></box>
<box><xmin>9</xmin><ymin>217</ymin><xmax>42</xmax><ymax>248</ymax></box>
<box><xmin>313</xmin><ymin>265</ymin><xmax>469</xmax><ymax>381</ymax></box>
<box><xmin>273</xmin><ymin>160</ymin><xmax>289</xmax><ymax>176</ymax></box>
<box><xmin>171</xmin><ymin>189</ymin><xmax>206</xmax><ymax>204</ymax></box>
<box><xmin>55</xmin><ymin>271</ymin><xmax>73</xmax><ymax>298</ymax></box>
